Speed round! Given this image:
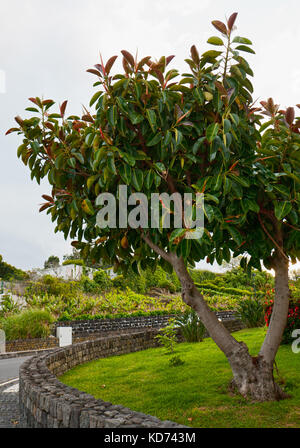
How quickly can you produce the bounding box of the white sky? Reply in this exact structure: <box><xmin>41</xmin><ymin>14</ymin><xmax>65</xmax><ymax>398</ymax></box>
<box><xmin>1</xmin><ymin>0</ymin><xmax>300</xmax><ymax>272</ymax></box>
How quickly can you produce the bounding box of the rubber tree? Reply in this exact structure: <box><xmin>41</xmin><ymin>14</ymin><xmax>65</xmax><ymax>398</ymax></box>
<box><xmin>7</xmin><ymin>13</ymin><xmax>300</xmax><ymax>401</ymax></box>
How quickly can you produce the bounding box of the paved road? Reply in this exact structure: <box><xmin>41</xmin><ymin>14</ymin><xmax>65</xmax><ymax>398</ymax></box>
<box><xmin>0</xmin><ymin>358</ymin><xmax>31</xmax><ymax>428</ymax></box>
<box><xmin>0</xmin><ymin>379</ymin><xmax>20</xmax><ymax>428</ymax></box>
<box><xmin>0</xmin><ymin>357</ymin><xmax>30</xmax><ymax>382</ymax></box>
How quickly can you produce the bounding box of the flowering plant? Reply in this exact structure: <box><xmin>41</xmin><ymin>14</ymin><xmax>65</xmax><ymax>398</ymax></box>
<box><xmin>264</xmin><ymin>289</ymin><xmax>300</xmax><ymax>344</ymax></box>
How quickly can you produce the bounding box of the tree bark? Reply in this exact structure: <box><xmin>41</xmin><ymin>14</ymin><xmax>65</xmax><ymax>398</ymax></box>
<box><xmin>260</xmin><ymin>252</ymin><xmax>290</xmax><ymax>364</ymax></box>
<box><xmin>142</xmin><ymin>235</ymin><xmax>289</xmax><ymax>401</ymax></box>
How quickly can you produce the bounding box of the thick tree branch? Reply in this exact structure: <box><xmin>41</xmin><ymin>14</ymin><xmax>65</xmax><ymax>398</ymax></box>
<box><xmin>258</xmin><ymin>213</ymin><xmax>288</xmax><ymax>261</ymax></box>
<box><xmin>141</xmin><ymin>232</ymin><xmax>174</xmax><ymax>263</ymax></box>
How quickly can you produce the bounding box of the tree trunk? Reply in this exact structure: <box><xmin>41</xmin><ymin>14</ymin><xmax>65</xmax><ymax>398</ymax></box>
<box><xmin>142</xmin><ymin>235</ymin><xmax>289</xmax><ymax>402</ymax></box>
<box><xmin>171</xmin><ymin>255</ymin><xmax>289</xmax><ymax>402</ymax></box>
<box><xmin>260</xmin><ymin>252</ymin><xmax>290</xmax><ymax>364</ymax></box>
<box><xmin>228</xmin><ymin>341</ymin><xmax>288</xmax><ymax>401</ymax></box>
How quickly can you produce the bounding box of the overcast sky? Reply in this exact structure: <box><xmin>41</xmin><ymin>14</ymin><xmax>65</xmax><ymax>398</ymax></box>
<box><xmin>1</xmin><ymin>0</ymin><xmax>300</xmax><ymax>272</ymax></box>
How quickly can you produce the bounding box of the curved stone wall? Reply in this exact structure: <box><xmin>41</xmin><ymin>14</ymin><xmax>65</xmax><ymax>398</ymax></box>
<box><xmin>19</xmin><ymin>318</ymin><xmax>244</xmax><ymax>428</ymax></box>
<box><xmin>19</xmin><ymin>329</ymin><xmax>185</xmax><ymax>428</ymax></box>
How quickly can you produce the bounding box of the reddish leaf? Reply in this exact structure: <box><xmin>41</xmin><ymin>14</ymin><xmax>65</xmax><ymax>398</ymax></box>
<box><xmin>166</xmin><ymin>55</ymin><xmax>175</xmax><ymax>66</ymax></box>
<box><xmin>152</xmin><ymin>69</ymin><xmax>164</xmax><ymax>86</ymax></box>
<box><xmin>121</xmin><ymin>50</ymin><xmax>135</xmax><ymax>68</ymax></box>
<box><xmin>285</xmin><ymin>107</ymin><xmax>295</xmax><ymax>125</ymax></box>
<box><xmin>227</xmin><ymin>12</ymin><xmax>238</xmax><ymax>31</ymax></box>
<box><xmin>45</xmin><ymin>122</ymin><xmax>55</xmax><ymax>131</ymax></box>
<box><xmin>42</xmin><ymin>99</ymin><xmax>54</xmax><ymax>105</ymax></box>
<box><xmin>94</xmin><ymin>64</ymin><xmax>104</xmax><ymax>75</ymax></box>
<box><xmin>60</xmin><ymin>100</ymin><xmax>68</xmax><ymax>118</ymax></box>
<box><xmin>5</xmin><ymin>127</ymin><xmax>19</xmax><ymax>135</ymax></box>
<box><xmin>42</xmin><ymin>194</ymin><xmax>54</xmax><ymax>202</ymax></box>
<box><xmin>28</xmin><ymin>97</ymin><xmax>38</xmax><ymax>105</ymax></box>
<box><xmin>211</xmin><ymin>20</ymin><xmax>228</xmax><ymax>35</ymax></box>
<box><xmin>122</xmin><ymin>57</ymin><xmax>131</xmax><ymax>74</ymax></box>
<box><xmin>39</xmin><ymin>203</ymin><xmax>51</xmax><ymax>212</ymax></box>
<box><xmin>86</xmin><ymin>68</ymin><xmax>101</xmax><ymax>77</ymax></box>
<box><xmin>14</xmin><ymin>116</ymin><xmax>24</xmax><ymax>126</ymax></box>
<box><xmin>190</xmin><ymin>45</ymin><xmax>200</xmax><ymax>64</ymax></box>
<box><xmin>215</xmin><ymin>81</ymin><xmax>227</xmax><ymax>96</ymax></box>
<box><xmin>105</xmin><ymin>55</ymin><xmax>118</xmax><ymax>75</ymax></box>
<box><xmin>137</xmin><ymin>56</ymin><xmax>152</xmax><ymax>70</ymax></box>
<box><xmin>82</xmin><ymin>114</ymin><xmax>94</xmax><ymax>123</ymax></box>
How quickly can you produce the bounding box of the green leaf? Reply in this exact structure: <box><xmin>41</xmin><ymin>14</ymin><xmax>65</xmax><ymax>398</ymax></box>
<box><xmin>145</xmin><ymin>170</ymin><xmax>154</xmax><ymax>189</ymax></box>
<box><xmin>87</xmin><ymin>175</ymin><xmax>99</xmax><ymax>190</ymax></box>
<box><xmin>223</xmin><ymin>119</ymin><xmax>231</xmax><ymax>133</ymax></box>
<box><xmin>68</xmin><ymin>157</ymin><xmax>76</xmax><ymax>169</ymax></box>
<box><xmin>274</xmin><ymin>201</ymin><xmax>292</xmax><ymax>220</ymax></box>
<box><xmin>55</xmin><ymin>154</ymin><xmax>65</xmax><ymax>170</ymax></box>
<box><xmin>204</xmin><ymin>204</ymin><xmax>214</xmax><ymax>223</ymax></box>
<box><xmin>201</xmin><ymin>50</ymin><xmax>222</xmax><ymax>59</ymax></box>
<box><xmin>233</xmin><ymin>36</ymin><xmax>253</xmax><ymax>45</ymax></box>
<box><xmin>74</xmin><ymin>153</ymin><xmax>85</xmax><ymax>164</ymax></box>
<box><xmin>107</xmin><ymin>105</ymin><xmax>117</xmax><ymax>128</ymax></box>
<box><xmin>204</xmin><ymin>194</ymin><xmax>219</xmax><ymax>204</ymax></box>
<box><xmin>82</xmin><ymin>199</ymin><xmax>94</xmax><ymax>215</ymax></box>
<box><xmin>131</xmin><ymin>169</ymin><xmax>144</xmax><ymax>191</ymax></box>
<box><xmin>129</xmin><ymin>110</ymin><xmax>144</xmax><ymax>125</ymax></box>
<box><xmin>89</xmin><ymin>91</ymin><xmax>102</xmax><ymax>107</ymax></box>
<box><xmin>107</xmin><ymin>154</ymin><xmax>117</xmax><ymax>174</ymax></box>
<box><xmin>207</xmin><ymin>36</ymin><xmax>224</xmax><ymax>46</ymax></box>
<box><xmin>119</xmin><ymin>164</ymin><xmax>131</xmax><ymax>184</ymax></box>
<box><xmin>206</xmin><ymin>123</ymin><xmax>219</xmax><ymax>143</ymax></box>
<box><xmin>235</xmin><ymin>45</ymin><xmax>255</xmax><ymax>54</ymax></box>
<box><xmin>147</xmin><ymin>133</ymin><xmax>162</xmax><ymax>147</ymax></box>
<box><xmin>226</xmin><ymin>225</ymin><xmax>243</xmax><ymax>246</ymax></box>
<box><xmin>146</xmin><ymin>109</ymin><xmax>157</xmax><ymax>132</ymax></box>
<box><xmin>174</xmin><ymin>129</ymin><xmax>183</xmax><ymax>146</ymax></box>
<box><xmin>228</xmin><ymin>174</ymin><xmax>250</xmax><ymax>188</ymax></box>
<box><xmin>169</xmin><ymin>228</ymin><xmax>186</xmax><ymax>244</ymax></box>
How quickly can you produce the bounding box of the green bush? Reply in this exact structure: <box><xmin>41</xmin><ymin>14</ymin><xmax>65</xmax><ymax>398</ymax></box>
<box><xmin>189</xmin><ymin>269</ymin><xmax>219</xmax><ymax>284</ymax></box>
<box><xmin>79</xmin><ymin>276</ymin><xmax>100</xmax><ymax>294</ymax></box>
<box><xmin>93</xmin><ymin>269</ymin><xmax>112</xmax><ymax>290</ymax></box>
<box><xmin>0</xmin><ymin>294</ymin><xmax>22</xmax><ymax>317</ymax></box>
<box><xmin>175</xmin><ymin>309</ymin><xmax>206</xmax><ymax>342</ymax></box>
<box><xmin>0</xmin><ymin>309</ymin><xmax>53</xmax><ymax>340</ymax></box>
<box><xmin>25</xmin><ymin>275</ymin><xmax>79</xmax><ymax>298</ymax></box>
<box><xmin>237</xmin><ymin>298</ymin><xmax>265</xmax><ymax>328</ymax></box>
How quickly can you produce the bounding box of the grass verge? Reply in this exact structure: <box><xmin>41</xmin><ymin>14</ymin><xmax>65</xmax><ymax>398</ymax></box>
<box><xmin>60</xmin><ymin>328</ymin><xmax>300</xmax><ymax>428</ymax></box>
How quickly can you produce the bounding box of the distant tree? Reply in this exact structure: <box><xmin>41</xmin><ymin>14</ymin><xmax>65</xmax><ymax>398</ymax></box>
<box><xmin>0</xmin><ymin>254</ymin><xmax>28</xmax><ymax>281</ymax></box>
<box><xmin>44</xmin><ymin>255</ymin><xmax>60</xmax><ymax>269</ymax></box>
<box><xmin>63</xmin><ymin>248</ymin><xmax>81</xmax><ymax>261</ymax></box>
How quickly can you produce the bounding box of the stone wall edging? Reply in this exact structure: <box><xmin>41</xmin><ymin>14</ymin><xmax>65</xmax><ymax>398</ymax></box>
<box><xmin>19</xmin><ymin>319</ymin><xmax>245</xmax><ymax>428</ymax></box>
<box><xmin>19</xmin><ymin>329</ymin><xmax>186</xmax><ymax>428</ymax></box>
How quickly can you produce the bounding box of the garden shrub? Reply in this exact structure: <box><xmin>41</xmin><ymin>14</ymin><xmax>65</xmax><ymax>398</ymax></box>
<box><xmin>93</xmin><ymin>269</ymin><xmax>112</xmax><ymax>290</ymax></box>
<box><xmin>237</xmin><ymin>298</ymin><xmax>265</xmax><ymax>328</ymax></box>
<box><xmin>0</xmin><ymin>309</ymin><xmax>53</xmax><ymax>340</ymax></box>
<box><xmin>175</xmin><ymin>308</ymin><xmax>206</xmax><ymax>342</ymax></box>
<box><xmin>79</xmin><ymin>276</ymin><xmax>100</xmax><ymax>294</ymax></box>
<box><xmin>265</xmin><ymin>299</ymin><xmax>300</xmax><ymax>344</ymax></box>
<box><xmin>0</xmin><ymin>294</ymin><xmax>22</xmax><ymax>317</ymax></box>
<box><xmin>25</xmin><ymin>275</ymin><xmax>79</xmax><ymax>298</ymax></box>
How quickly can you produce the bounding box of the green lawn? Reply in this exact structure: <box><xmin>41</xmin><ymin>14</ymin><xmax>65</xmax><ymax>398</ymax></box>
<box><xmin>60</xmin><ymin>328</ymin><xmax>300</xmax><ymax>428</ymax></box>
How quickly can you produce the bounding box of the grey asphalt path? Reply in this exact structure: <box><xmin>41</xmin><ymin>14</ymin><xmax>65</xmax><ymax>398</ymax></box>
<box><xmin>0</xmin><ymin>357</ymin><xmax>30</xmax><ymax>383</ymax></box>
